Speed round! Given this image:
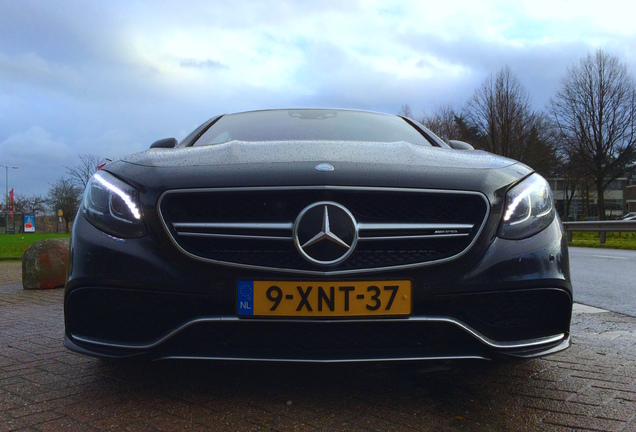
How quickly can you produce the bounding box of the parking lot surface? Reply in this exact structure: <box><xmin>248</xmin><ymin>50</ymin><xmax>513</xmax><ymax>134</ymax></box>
<box><xmin>1</xmin><ymin>260</ymin><xmax>635</xmax><ymax>431</ymax></box>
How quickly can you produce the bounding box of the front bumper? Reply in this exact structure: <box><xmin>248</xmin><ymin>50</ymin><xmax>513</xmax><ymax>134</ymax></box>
<box><xmin>65</xmin><ymin>213</ymin><xmax>572</xmax><ymax>362</ymax></box>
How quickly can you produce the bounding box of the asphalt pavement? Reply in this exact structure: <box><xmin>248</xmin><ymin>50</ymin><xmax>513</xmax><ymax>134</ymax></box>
<box><xmin>570</xmin><ymin>247</ymin><xmax>636</xmax><ymax>317</ymax></box>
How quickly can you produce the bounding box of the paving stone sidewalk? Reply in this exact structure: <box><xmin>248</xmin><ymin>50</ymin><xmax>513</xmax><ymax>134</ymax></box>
<box><xmin>1</xmin><ymin>261</ymin><xmax>635</xmax><ymax>431</ymax></box>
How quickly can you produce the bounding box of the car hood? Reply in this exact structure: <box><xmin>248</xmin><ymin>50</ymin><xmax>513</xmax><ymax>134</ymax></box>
<box><xmin>123</xmin><ymin>140</ymin><xmax>516</xmax><ymax>169</ymax></box>
<box><xmin>110</xmin><ymin>140</ymin><xmax>532</xmax><ymax>196</ymax></box>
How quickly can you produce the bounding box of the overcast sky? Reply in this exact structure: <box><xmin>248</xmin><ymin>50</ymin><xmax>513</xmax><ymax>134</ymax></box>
<box><xmin>2</xmin><ymin>0</ymin><xmax>636</xmax><ymax>198</ymax></box>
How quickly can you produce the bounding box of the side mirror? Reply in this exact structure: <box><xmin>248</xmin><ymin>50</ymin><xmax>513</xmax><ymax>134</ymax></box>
<box><xmin>150</xmin><ymin>138</ymin><xmax>178</xmax><ymax>149</ymax></box>
<box><xmin>448</xmin><ymin>140</ymin><xmax>474</xmax><ymax>150</ymax></box>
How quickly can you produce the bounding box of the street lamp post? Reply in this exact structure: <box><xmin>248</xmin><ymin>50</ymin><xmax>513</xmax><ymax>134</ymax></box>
<box><xmin>1</xmin><ymin>164</ymin><xmax>19</xmax><ymax>234</ymax></box>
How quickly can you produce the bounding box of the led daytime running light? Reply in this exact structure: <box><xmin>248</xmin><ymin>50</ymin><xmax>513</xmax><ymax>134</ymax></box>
<box><xmin>503</xmin><ymin>187</ymin><xmax>531</xmax><ymax>223</ymax></box>
<box><xmin>94</xmin><ymin>173</ymin><xmax>141</xmax><ymax>220</ymax></box>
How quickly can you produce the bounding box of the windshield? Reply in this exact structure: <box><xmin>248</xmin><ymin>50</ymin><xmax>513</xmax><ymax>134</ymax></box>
<box><xmin>192</xmin><ymin>109</ymin><xmax>434</xmax><ymax>146</ymax></box>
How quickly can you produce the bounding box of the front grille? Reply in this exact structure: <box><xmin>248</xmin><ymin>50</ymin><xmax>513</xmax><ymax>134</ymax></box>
<box><xmin>158</xmin><ymin>187</ymin><xmax>489</xmax><ymax>275</ymax></box>
<box><xmin>420</xmin><ymin>289</ymin><xmax>573</xmax><ymax>341</ymax></box>
<box><xmin>158</xmin><ymin>320</ymin><xmax>488</xmax><ymax>361</ymax></box>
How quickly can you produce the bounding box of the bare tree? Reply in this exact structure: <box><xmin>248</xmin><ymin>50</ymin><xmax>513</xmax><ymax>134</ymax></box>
<box><xmin>398</xmin><ymin>104</ymin><xmax>413</xmax><ymax>118</ymax></box>
<box><xmin>520</xmin><ymin>113</ymin><xmax>561</xmax><ymax>178</ymax></box>
<box><xmin>65</xmin><ymin>154</ymin><xmax>102</xmax><ymax>189</ymax></box>
<box><xmin>420</xmin><ymin>104</ymin><xmax>461</xmax><ymax>142</ymax></box>
<box><xmin>8</xmin><ymin>193</ymin><xmax>47</xmax><ymax>232</ymax></box>
<box><xmin>4</xmin><ymin>193</ymin><xmax>47</xmax><ymax>212</ymax></box>
<box><xmin>549</xmin><ymin>49</ymin><xmax>636</xmax><ymax>219</ymax></box>
<box><xmin>47</xmin><ymin>178</ymin><xmax>83</xmax><ymax>232</ymax></box>
<box><xmin>551</xmin><ymin>142</ymin><xmax>590</xmax><ymax>220</ymax></box>
<box><xmin>25</xmin><ymin>194</ymin><xmax>47</xmax><ymax>217</ymax></box>
<box><xmin>464</xmin><ymin>66</ymin><xmax>537</xmax><ymax>161</ymax></box>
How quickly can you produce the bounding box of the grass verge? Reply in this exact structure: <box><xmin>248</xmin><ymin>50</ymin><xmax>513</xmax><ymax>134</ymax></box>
<box><xmin>0</xmin><ymin>233</ymin><xmax>71</xmax><ymax>260</ymax></box>
<box><xmin>568</xmin><ymin>231</ymin><xmax>636</xmax><ymax>250</ymax></box>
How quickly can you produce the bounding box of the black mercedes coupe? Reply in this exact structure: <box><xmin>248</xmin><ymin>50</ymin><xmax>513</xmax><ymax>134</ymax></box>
<box><xmin>64</xmin><ymin>108</ymin><xmax>572</xmax><ymax>362</ymax></box>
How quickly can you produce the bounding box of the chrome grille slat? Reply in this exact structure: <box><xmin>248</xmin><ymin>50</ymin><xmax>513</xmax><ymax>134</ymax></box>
<box><xmin>173</xmin><ymin>221</ymin><xmax>474</xmax><ymax>241</ymax></box>
<box><xmin>158</xmin><ymin>186</ymin><xmax>490</xmax><ymax>275</ymax></box>
<box><xmin>359</xmin><ymin>234</ymin><xmax>469</xmax><ymax>241</ymax></box>
<box><xmin>177</xmin><ymin>232</ymin><xmax>292</xmax><ymax>241</ymax></box>
<box><xmin>173</xmin><ymin>222</ymin><xmax>294</xmax><ymax>230</ymax></box>
<box><xmin>358</xmin><ymin>223</ymin><xmax>474</xmax><ymax>231</ymax></box>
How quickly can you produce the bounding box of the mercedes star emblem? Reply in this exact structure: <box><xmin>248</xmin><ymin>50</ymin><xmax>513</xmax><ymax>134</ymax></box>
<box><xmin>293</xmin><ymin>201</ymin><xmax>358</xmax><ymax>265</ymax></box>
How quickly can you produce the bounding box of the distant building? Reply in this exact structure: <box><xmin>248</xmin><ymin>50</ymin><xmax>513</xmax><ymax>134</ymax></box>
<box><xmin>549</xmin><ymin>177</ymin><xmax>634</xmax><ymax>220</ymax></box>
<box><xmin>626</xmin><ymin>184</ymin><xmax>636</xmax><ymax>213</ymax></box>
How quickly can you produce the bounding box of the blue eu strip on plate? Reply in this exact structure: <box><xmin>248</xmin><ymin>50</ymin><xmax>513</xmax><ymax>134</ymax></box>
<box><xmin>237</xmin><ymin>280</ymin><xmax>254</xmax><ymax>316</ymax></box>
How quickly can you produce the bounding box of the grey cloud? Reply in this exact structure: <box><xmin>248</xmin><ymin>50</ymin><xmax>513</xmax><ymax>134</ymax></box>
<box><xmin>0</xmin><ymin>1</ymin><xmax>122</xmax><ymax>66</ymax></box>
<box><xmin>399</xmin><ymin>32</ymin><xmax>604</xmax><ymax>109</ymax></box>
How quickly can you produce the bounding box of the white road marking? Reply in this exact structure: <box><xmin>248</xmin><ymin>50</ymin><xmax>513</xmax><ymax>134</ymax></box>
<box><xmin>590</xmin><ymin>255</ymin><xmax>628</xmax><ymax>260</ymax></box>
<box><xmin>573</xmin><ymin>303</ymin><xmax>609</xmax><ymax>314</ymax></box>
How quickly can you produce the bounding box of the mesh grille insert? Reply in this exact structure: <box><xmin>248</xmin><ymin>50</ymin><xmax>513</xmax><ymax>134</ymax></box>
<box><xmin>159</xmin><ymin>187</ymin><xmax>489</xmax><ymax>274</ymax></box>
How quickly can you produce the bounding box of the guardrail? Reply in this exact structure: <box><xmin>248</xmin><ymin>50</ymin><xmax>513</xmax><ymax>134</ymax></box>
<box><xmin>562</xmin><ymin>220</ymin><xmax>636</xmax><ymax>244</ymax></box>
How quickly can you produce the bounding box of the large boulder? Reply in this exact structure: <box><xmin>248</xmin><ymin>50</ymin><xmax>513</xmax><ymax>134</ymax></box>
<box><xmin>22</xmin><ymin>238</ymin><xmax>70</xmax><ymax>290</ymax></box>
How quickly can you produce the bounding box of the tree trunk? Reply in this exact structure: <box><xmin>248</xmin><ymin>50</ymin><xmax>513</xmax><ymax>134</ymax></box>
<box><xmin>597</xmin><ymin>183</ymin><xmax>606</xmax><ymax>220</ymax></box>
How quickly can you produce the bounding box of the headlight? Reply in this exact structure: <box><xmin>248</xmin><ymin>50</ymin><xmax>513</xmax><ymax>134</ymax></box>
<box><xmin>82</xmin><ymin>171</ymin><xmax>146</xmax><ymax>238</ymax></box>
<box><xmin>498</xmin><ymin>173</ymin><xmax>555</xmax><ymax>240</ymax></box>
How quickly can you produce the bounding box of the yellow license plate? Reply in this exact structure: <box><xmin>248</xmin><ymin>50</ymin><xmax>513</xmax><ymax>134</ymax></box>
<box><xmin>237</xmin><ymin>280</ymin><xmax>411</xmax><ymax>317</ymax></box>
